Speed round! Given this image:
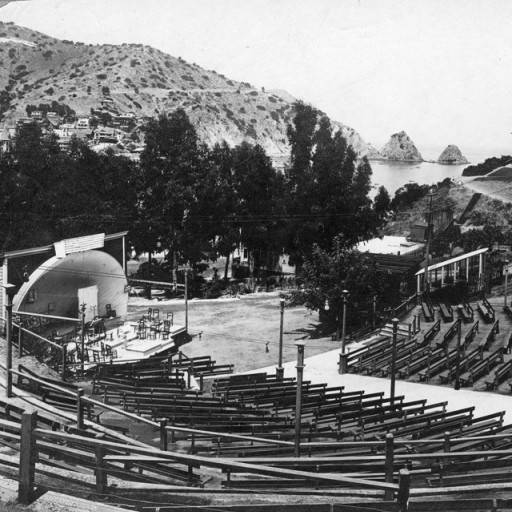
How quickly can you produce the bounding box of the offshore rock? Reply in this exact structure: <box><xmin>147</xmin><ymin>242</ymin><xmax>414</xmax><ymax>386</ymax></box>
<box><xmin>380</xmin><ymin>131</ymin><xmax>423</xmax><ymax>162</ymax></box>
<box><xmin>437</xmin><ymin>145</ymin><xmax>469</xmax><ymax>164</ymax></box>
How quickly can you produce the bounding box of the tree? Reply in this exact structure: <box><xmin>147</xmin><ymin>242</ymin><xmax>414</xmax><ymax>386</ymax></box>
<box><xmin>231</xmin><ymin>141</ymin><xmax>285</xmax><ymax>274</ymax></box>
<box><xmin>136</xmin><ymin>110</ymin><xmax>211</xmax><ymax>271</ymax></box>
<box><xmin>284</xmin><ymin>102</ymin><xmax>380</xmax><ymax>267</ymax></box>
<box><xmin>297</xmin><ymin>236</ymin><xmax>401</xmax><ymax>331</ymax></box>
<box><xmin>374</xmin><ymin>185</ymin><xmax>391</xmax><ymax>218</ymax></box>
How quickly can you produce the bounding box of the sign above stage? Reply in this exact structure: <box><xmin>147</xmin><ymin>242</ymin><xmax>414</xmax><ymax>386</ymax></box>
<box><xmin>54</xmin><ymin>233</ymin><xmax>105</xmax><ymax>258</ymax></box>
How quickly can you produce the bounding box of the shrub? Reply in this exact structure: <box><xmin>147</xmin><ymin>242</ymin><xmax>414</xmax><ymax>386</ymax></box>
<box><xmin>256</xmin><ymin>105</ymin><xmax>266</xmax><ymax>111</ymax></box>
<box><xmin>44</xmin><ymin>87</ymin><xmax>54</xmax><ymax>95</ymax></box>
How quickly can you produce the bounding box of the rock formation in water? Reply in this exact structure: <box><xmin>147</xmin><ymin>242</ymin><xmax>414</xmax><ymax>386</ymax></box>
<box><xmin>437</xmin><ymin>145</ymin><xmax>468</xmax><ymax>165</ymax></box>
<box><xmin>379</xmin><ymin>131</ymin><xmax>423</xmax><ymax>162</ymax></box>
<box><xmin>365</xmin><ymin>143</ymin><xmax>382</xmax><ymax>160</ymax></box>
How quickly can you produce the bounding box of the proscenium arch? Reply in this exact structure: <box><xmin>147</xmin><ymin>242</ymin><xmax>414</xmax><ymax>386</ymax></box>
<box><xmin>13</xmin><ymin>250</ymin><xmax>128</xmax><ymax>319</ymax></box>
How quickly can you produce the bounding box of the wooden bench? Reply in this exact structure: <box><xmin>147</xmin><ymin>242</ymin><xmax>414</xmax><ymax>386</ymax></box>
<box><xmin>477</xmin><ymin>297</ymin><xmax>495</xmax><ymax>323</ymax></box>
<box><xmin>460</xmin><ymin>348</ymin><xmax>504</xmax><ymax>387</ymax></box>
<box><xmin>437</xmin><ymin>319</ymin><xmax>461</xmax><ymax>349</ymax></box>
<box><xmin>459</xmin><ymin>301</ymin><xmax>474</xmax><ymax>323</ymax></box>
<box><xmin>439</xmin><ymin>302</ymin><xmax>453</xmax><ymax>322</ymax></box>
<box><xmin>463</xmin><ymin>320</ymin><xmax>479</xmax><ymax>349</ymax></box>
<box><xmin>479</xmin><ymin>319</ymin><xmax>500</xmax><ymax>352</ymax></box>
<box><xmin>485</xmin><ymin>360</ymin><xmax>512</xmax><ymax>390</ymax></box>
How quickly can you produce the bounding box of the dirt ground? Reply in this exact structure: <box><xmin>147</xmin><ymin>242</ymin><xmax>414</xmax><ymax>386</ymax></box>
<box><xmin>127</xmin><ymin>292</ymin><xmax>337</xmax><ymax>372</ymax></box>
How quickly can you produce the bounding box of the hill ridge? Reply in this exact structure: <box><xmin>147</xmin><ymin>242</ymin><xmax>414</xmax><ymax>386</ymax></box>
<box><xmin>0</xmin><ymin>21</ymin><xmax>370</xmax><ymax>160</ymax></box>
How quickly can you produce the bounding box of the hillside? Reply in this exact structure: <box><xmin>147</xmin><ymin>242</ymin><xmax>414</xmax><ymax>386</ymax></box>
<box><xmin>0</xmin><ymin>21</ymin><xmax>370</xmax><ymax>160</ymax></box>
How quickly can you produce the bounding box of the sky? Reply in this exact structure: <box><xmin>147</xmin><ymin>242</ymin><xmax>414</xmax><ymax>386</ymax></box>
<box><xmin>1</xmin><ymin>0</ymin><xmax>512</xmax><ymax>158</ymax></box>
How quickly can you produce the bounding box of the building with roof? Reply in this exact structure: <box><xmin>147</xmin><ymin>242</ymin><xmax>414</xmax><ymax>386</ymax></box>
<box><xmin>356</xmin><ymin>236</ymin><xmax>424</xmax><ymax>257</ymax></box>
<box><xmin>0</xmin><ymin>232</ymin><xmax>128</xmax><ymax>323</ymax></box>
<box><xmin>415</xmin><ymin>247</ymin><xmax>488</xmax><ymax>294</ymax></box>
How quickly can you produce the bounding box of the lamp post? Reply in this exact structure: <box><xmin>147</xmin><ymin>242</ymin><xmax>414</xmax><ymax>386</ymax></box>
<box><xmin>504</xmin><ymin>260</ymin><xmax>509</xmax><ymax>309</ymax></box>
<box><xmin>294</xmin><ymin>341</ymin><xmax>305</xmax><ymax>457</ymax></box>
<box><xmin>339</xmin><ymin>289</ymin><xmax>349</xmax><ymax>374</ymax></box>
<box><xmin>390</xmin><ymin>317</ymin><xmax>399</xmax><ymax>409</ymax></box>
<box><xmin>3</xmin><ymin>283</ymin><xmax>17</xmax><ymax>398</ymax></box>
<box><xmin>276</xmin><ymin>298</ymin><xmax>285</xmax><ymax>381</ymax></box>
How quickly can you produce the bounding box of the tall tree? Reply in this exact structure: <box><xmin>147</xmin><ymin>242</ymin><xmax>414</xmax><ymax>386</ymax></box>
<box><xmin>136</xmin><ymin>110</ymin><xmax>210</xmax><ymax>269</ymax></box>
<box><xmin>284</xmin><ymin>102</ymin><xmax>380</xmax><ymax>267</ymax></box>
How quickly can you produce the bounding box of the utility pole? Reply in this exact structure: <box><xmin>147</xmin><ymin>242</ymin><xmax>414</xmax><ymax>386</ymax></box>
<box><xmin>339</xmin><ymin>289</ymin><xmax>349</xmax><ymax>374</ymax></box>
<box><xmin>294</xmin><ymin>341</ymin><xmax>305</xmax><ymax>457</ymax></box>
<box><xmin>390</xmin><ymin>317</ymin><xmax>399</xmax><ymax>409</ymax></box>
<box><xmin>3</xmin><ymin>284</ymin><xmax>16</xmax><ymax>398</ymax></box>
<box><xmin>80</xmin><ymin>303</ymin><xmax>86</xmax><ymax>377</ymax></box>
<box><xmin>424</xmin><ymin>188</ymin><xmax>437</xmax><ymax>295</ymax></box>
<box><xmin>276</xmin><ymin>298</ymin><xmax>285</xmax><ymax>381</ymax></box>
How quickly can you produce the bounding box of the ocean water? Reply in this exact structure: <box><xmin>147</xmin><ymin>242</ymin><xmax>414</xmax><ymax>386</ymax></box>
<box><xmin>368</xmin><ymin>147</ymin><xmax>509</xmax><ymax>198</ymax></box>
<box><xmin>369</xmin><ymin>160</ymin><xmax>469</xmax><ymax>198</ymax></box>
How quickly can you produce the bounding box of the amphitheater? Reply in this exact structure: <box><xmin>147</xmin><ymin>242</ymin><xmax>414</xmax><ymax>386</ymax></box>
<box><xmin>3</xmin><ymin>290</ymin><xmax>512</xmax><ymax>512</ymax></box>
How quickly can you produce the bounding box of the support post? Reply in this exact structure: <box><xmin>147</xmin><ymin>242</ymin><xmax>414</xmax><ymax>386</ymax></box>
<box><xmin>61</xmin><ymin>344</ymin><xmax>67</xmax><ymax>382</ymax></box>
<box><xmin>184</xmin><ymin>268</ymin><xmax>188</xmax><ymax>333</ymax></box>
<box><xmin>18</xmin><ymin>411</ymin><xmax>37</xmax><ymax>504</ymax></box>
<box><xmin>454</xmin><ymin>320</ymin><xmax>461</xmax><ymax>390</ymax></box>
<box><xmin>276</xmin><ymin>298</ymin><xmax>285</xmax><ymax>381</ymax></box>
<box><xmin>18</xmin><ymin>326</ymin><xmax>22</xmax><ymax>358</ymax></box>
<box><xmin>95</xmin><ymin>433</ymin><xmax>107</xmax><ymax>494</ymax></box>
<box><xmin>159</xmin><ymin>419</ymin><xmax>168</xmax><ymax>451</ymax></box>
<box><xmin>76</xmin><ymin>388</ymin><xmax>85</xmax><ymax>430</ymax></box>
<box><xmin>294</xmin><ymin>341</ymin><xmax>305</xmax><ymax>458</ymax></box>
<box><xmin>505</xmin><ymin>261</ymin><xmax>509</xmax><ymax>309</ymax></box>
<box><xmin>5</xmin><ymin>288</ymin><xmax>14</xmax><ymax>398</ymax></box>
<box><xmin>385</xmin><ymin>433</ymin><xmax>395</xmax><ymax>500</ymax></box>
<box><xmin>372</xmin><ymin>295</ymin><xmax>377</xmax><ymax>330</ymax></box>
<box><xmin>80</xmin><ymin>303</ymin><xmax>86</xmax><ymax>376</ymax></box>
<box><xmin>338</xmin><ymin>290</ymin><xmax>349</xmax><ymax>374</ymax></box>
<box><xmin>397</xmin><ymin>469</ymin><xmax>410</xmax><ymax>511</ymax></box>
<box><xmin>390</xmin><ymin>318</ymin><xmax>399</xmax><ymax>410</ymax></box>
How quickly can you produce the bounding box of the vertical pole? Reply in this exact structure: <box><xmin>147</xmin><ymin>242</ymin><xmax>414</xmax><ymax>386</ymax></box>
<box><xmin>454</xmin><ymin>320</ymin><xmax>461</xmax><ymax>390</ymax></box>
<box><xmin>339</xmin><ymin>290</ymin><xmax>349</xmax><ymax>374</ymax></box>
<box><xmin>424</xmin><ymin>190</ymin><xmax>436</xmax><ymax>295</ymax></box>
<box><xmin>505</xmin><ymin>261</ymin><xmax>509</xmax><ymax>309</ymax></box>
<box><xmin>390</xmin><ymin>318</ymin><xmax>399</xmax><ymax>410</ymax></box>
<box><xmin>76</xmin><ymin>388</ymin><xmax>85</xmax><ymax>430</ymax></box>
<box><xmin>294</xmin><ymin>341</ymin><xmax>305</xmax><ymax>458</ymax></box>
<box><xmin>385</xmin><ymin>433</ymin><xmax>395</xmax><ymax>500</ymax></box>
<box><xmin>276</xmin><ymin>298</ymin><xmax>285</xmax><ymax>381</ymax></box>
<box><xmin>18</xmin><ymin>411</ymin><xmax>37</xmax><ymax>504</ymax></box>
<box><xmin>95</xmin><ymin>433</ymin><xmax>107</xmax><ymax>494</ymax></box>
<box><xmin>80</xmin><ymin>303</ymin><xmax>86</xmax><ymax>377</ymax></box>
<box><xmin>18</xmin><ymin>325</ymin><xmax>22</xmax><ymax>357</ymax></box>
<box><xmin>159</xmin><ymin>420</ymin><xmax>168</xmax><ymax>451</ymax></box>
<box><xmin>397</xmin><ymin>469</ymin><xmax>410</xmax><ymax>512</ymax></box>
<box><xmin>61</xmin><ymin>344</ymin><xmax>67</xmax><ymax>382</ymax></box>
<box><xmin>5</xmin><ymin>290</ymin><xmax>13</xmax><ymax>398</ymax></box>
<box><xmin>185</xmin><ymin>269</ymin><xmax>188</xmax><ymax>333</ymax></box>
<box><xmin>372</xmin><ymin>295</ymin><xmax>377</xmax><ymax>330</ymax></box>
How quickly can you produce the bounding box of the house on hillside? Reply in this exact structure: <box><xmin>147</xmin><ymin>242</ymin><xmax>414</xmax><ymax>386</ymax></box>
<box><xmin>0</xmin><ymin>127</ymin><xmax>14</xmax><ymax>154</ymax></box>
<box><xmin>93</xmin><ymin>126</ymin><xmax>123</xmax><ymax>144</ymax></box>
